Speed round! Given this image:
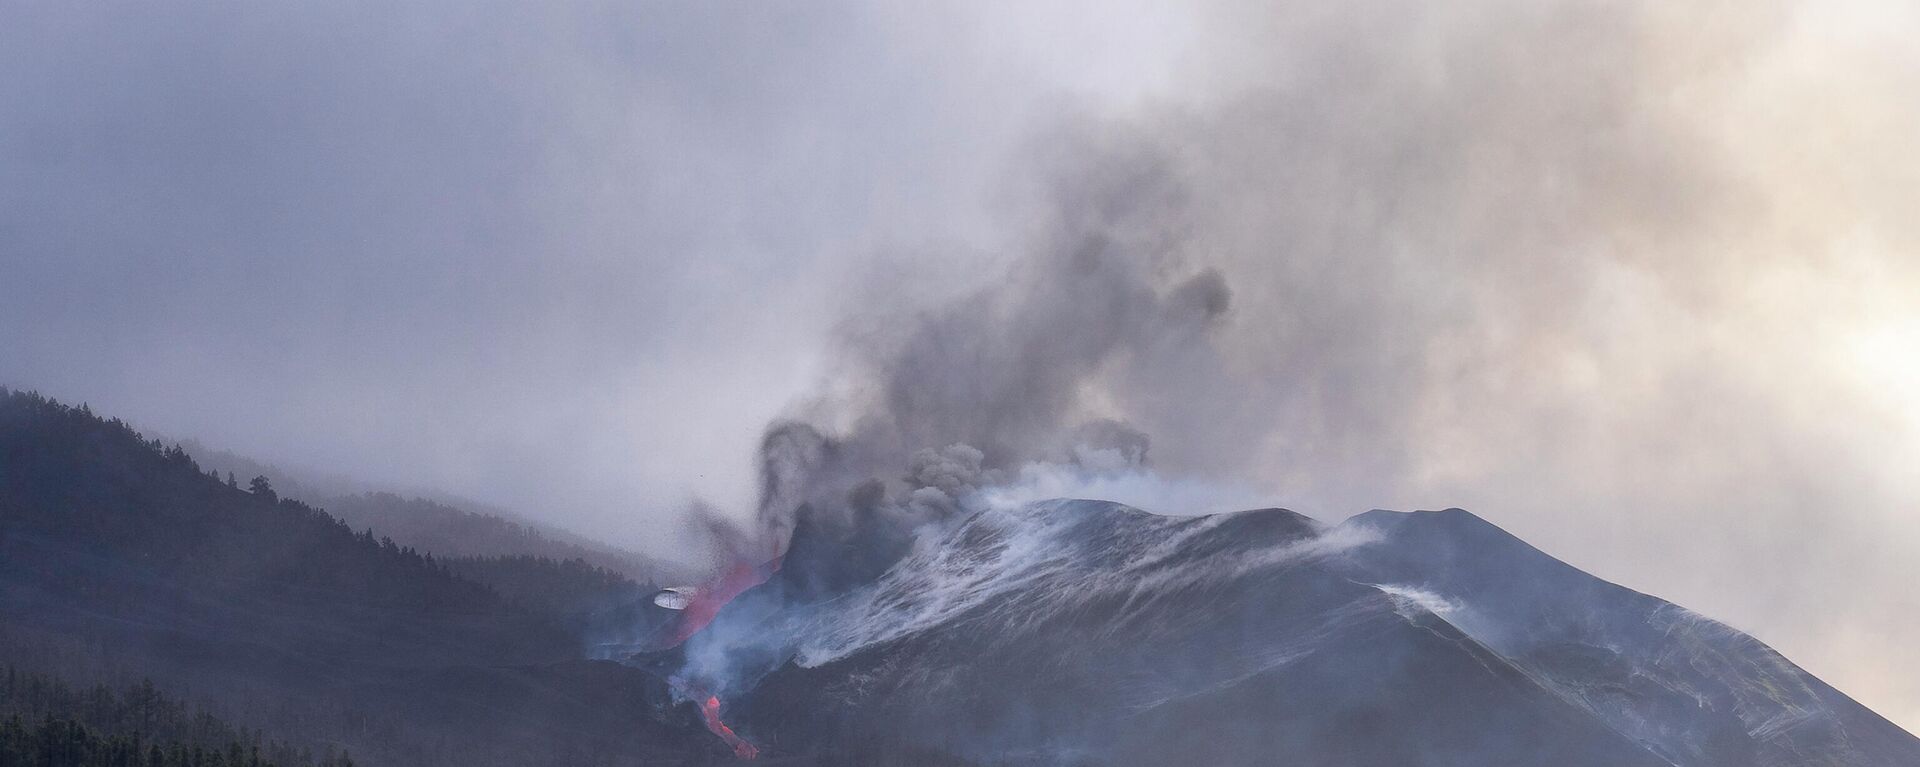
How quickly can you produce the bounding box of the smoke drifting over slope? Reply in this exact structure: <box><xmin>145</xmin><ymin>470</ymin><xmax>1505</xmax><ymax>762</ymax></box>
<box><xmin>6</xmin><ymin>0</ymin><xmax>1919</xmax><ymax>730</ymax></box>
<box><xmin>696</xmin><ymin>0</ymin><xmax>1920</xmax><ymax>728</ymax></box>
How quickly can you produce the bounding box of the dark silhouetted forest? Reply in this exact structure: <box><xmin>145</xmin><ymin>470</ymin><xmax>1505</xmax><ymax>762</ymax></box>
<box><xmin>0</xmin><ymin>389</ymin><xmax>723</xmax><ymax>766</ymax></box>
<box><xmin>441</xmin><ymin>555</ymin><xmax>658</xmax><ymax>641</ymax></box>
<box><xmin>175</xmin><ymin>439</ymin><xmax>664</xmax><ymax>581</ymax></box>
<box><xmin>1</xmin><ymin>666</ymin><xmax>355</xmax><ymax>767</ymax></box>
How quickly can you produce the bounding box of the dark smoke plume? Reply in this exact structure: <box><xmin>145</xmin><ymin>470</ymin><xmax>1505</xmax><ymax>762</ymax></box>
<box><xmin>643</xmin><ymin>0</ymin><xmax>1920</xmax><ymax>729</ymax></box>
<box><xmin>744</xmin><ymin>139</ymin><xmax>1233</xmax><ymax>571</ymax></box>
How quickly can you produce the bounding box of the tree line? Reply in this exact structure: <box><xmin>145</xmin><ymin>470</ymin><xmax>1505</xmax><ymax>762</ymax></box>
<box><xmin>0</xmin><ymin>666</ymin><xmax>353</xmax><ymax>767</ymax></box>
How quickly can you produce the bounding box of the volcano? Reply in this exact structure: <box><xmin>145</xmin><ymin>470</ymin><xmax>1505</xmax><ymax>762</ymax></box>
<box><xmin>646</xmin><ymin>500</ymin><xmax>1920</xmax><ymax>766</ymax></box>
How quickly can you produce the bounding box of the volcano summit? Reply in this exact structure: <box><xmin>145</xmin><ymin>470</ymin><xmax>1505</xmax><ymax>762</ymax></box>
<box><xmin>630</xmin><ymin>499</ymin><xmax>1920</xmax><ymax>766</ymax></box>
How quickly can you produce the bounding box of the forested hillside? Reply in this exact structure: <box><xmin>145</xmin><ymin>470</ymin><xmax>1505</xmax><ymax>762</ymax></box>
<box><xmin>0</xmin><ymin>390</ymin><xmax>715</xmax><ymax>766</ymax></box>
<box><xmin>440</xmin><ymin>555</ymin><xmax>658</xmax><ymax>645</ymax></box>
<box><xmin>0</xmin><ymin>666</ymin><xmax>356</xmax><ymax>767</ymax></box>
<box><xmin>177</xmin><ymin>443</ymin><xmax>662</xmax><ymax>580</ymax></box>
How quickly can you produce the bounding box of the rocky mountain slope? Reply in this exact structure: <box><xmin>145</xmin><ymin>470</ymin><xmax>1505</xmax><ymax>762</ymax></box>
<box><xmin>666</xmin><ymin>500</ymin><xmax>1920</xmax><ymax>766</ymax></box>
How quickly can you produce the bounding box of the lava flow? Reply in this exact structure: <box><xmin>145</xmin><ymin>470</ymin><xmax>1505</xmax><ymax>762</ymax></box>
<box><xmin>665</xmin><ymin>677</ymin><xmax>761</xmax><ymax>760</ymax></box>
<box><xmin>657</xmin><ymin>554</ymin><xmax>781</xmax><ymax>759</ymax></box>
<box><xmin>667</xmin><ymin>556</ymin><xmax>781</xmax><ymax>646</ymax></box>
<box><xmin>698</xmin><ymin>694</ymin><xmax>759</xmax><ymax>760</ymax></box>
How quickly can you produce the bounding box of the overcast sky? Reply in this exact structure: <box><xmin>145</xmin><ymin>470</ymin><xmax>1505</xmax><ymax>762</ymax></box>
<box><xmin>5</xmin><ymin>0</ymin><xmax>1918</xmax><ymax>731</ymax></box>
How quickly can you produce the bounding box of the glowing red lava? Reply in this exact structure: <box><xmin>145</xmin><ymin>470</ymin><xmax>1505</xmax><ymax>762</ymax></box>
<box><xmin>699</xmin><ymin>694</ymin><xmax>760</xmax><ymax>760</ymax></box>
<box><xmin>667</xmin><ymin>557</ymin><xmax>781</xmax><ymax>646</ymax></box>
<box><xmin>661</xmin><ymin>554</ymin><xmax>781</xmax><ymax>759</ymax></box>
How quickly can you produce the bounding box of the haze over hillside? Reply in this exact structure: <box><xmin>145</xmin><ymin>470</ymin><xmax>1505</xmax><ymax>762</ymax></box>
<box><xmin>0</xmin><ymin>390</ymin><xmax>696</xmax><ymax>766</ymax></box>
<box><xmin>5</xmin><ymin>390</ymin><xmax>1914</xmax><ymax>765</ymax></box>
<box><xmin>175</xmin><ymin>439</ymin><xmax>671</xmax><ymax>580</ymax></box>
<box><xmin>4</xmin><ymin>0</ymin><xmax>1918</xmax><ymax>749</ymax></box>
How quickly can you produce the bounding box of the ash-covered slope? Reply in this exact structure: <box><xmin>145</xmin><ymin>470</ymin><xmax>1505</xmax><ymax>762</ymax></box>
<box><xmin>1332</xmin><ymin>508</ymin><xmax>1920</xmax><ymax>767</ymax></box>
<box><xmin>678</xmin><ymin>500</ymin><xmax>1918</xmax><ymax>766</ymax></box>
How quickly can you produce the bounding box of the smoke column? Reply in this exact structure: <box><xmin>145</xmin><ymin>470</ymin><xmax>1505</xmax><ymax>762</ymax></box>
<box><xmin>655</xmin><ymin>0</ymin><xmax>1920</xmax><ymax>732</ymax></box>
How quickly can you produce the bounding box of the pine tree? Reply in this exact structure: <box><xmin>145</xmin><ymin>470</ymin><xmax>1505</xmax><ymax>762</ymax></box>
<box><xmin>248</xmin><ymin>476</ymin><xmax>277</xmax><ymax>503</ymax></box>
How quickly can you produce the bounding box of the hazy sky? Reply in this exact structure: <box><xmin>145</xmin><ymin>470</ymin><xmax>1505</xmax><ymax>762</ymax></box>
<box><xmin>4</xmin><ymin>0</ymin><xmax>1918</xmax><ymax>730</ymax></box>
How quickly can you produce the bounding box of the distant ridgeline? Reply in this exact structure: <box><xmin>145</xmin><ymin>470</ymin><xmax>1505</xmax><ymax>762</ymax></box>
<box><xmin>0</xmin><ymin>666</ymin><xmax>356</xmax><ymax>767</ymax></box>
<box><xmin>0</xmin><ymin>389</ymin><xmax>714</xmax><ymax>767</ymax></box>
<box><xmin>175</xmin><ymin>438</ymin><xmax>663</xmax><ymax>582</ymax></box>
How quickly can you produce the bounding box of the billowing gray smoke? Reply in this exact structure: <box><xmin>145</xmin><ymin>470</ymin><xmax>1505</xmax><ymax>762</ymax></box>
<box><xmin>4</xmin><ymin>0</ymin><xmax>1918</xmax><ymax>739</ymax></box>
<box><xmin>634</xmin><ymin>0</ymin><xmax>1920</xmax><ymax>729</ymax></box>
<box><xmin>745</xmin><ymin>142</ymin><xmax>1233</xmax><ymax>567</ymax></box>
<box><xmin>643</xmin><ymin>141</ymin><xmax>1245</xmax><ymax>709</ymax></box>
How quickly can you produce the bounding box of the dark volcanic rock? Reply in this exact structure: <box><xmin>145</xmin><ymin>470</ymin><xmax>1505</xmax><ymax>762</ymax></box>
<box><xmin>678</xmin><ymin>500</ymin><xmax>1920</xmax><ymax>766</ymax></box>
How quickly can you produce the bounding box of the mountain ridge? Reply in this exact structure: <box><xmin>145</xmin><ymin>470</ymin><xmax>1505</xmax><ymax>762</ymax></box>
<box><xmin>173</xmin><ymin>439</ymin><xmax>666</xmax><ymax>581</ymax></box>
<box><xmin>6</xmin><ymin>388</ymin><xmax>1914</xmax><ymax>766</ymax></box>
<box><xmin>667</xmin><ymin>498</ymin><xmax>1920</xmax><ymax>766</ymax></box>
<box><xmin>0</xmin><ymin>389</ymin><xmax>711</xmax><ymax>766</ymax></box>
